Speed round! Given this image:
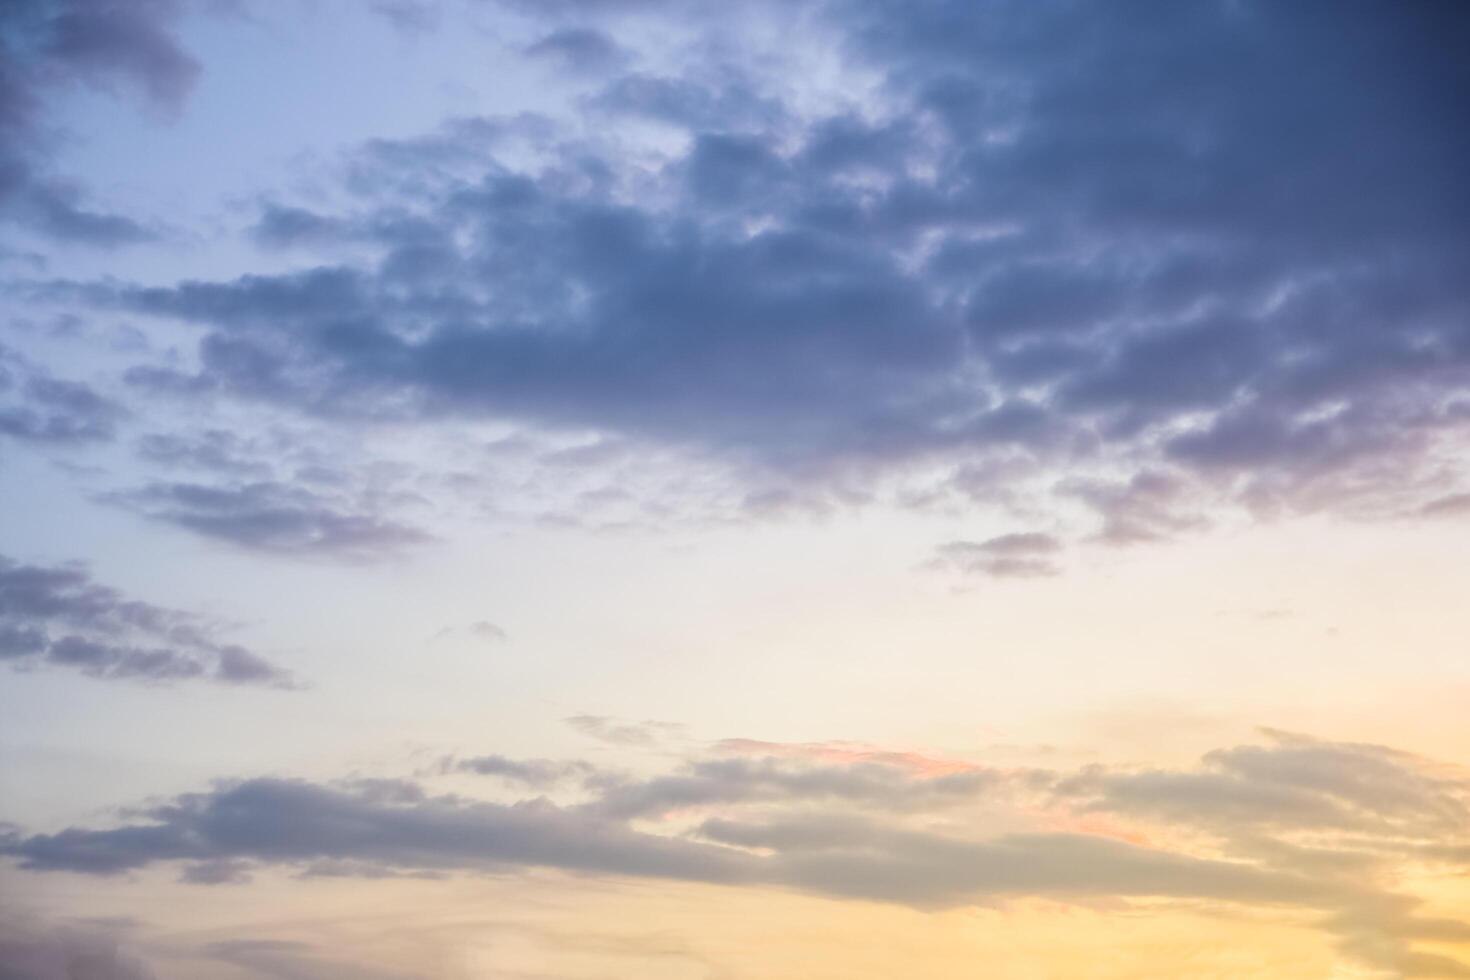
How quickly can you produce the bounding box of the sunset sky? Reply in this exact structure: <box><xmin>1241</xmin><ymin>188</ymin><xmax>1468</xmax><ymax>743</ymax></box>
<box><xmin>2</xmin><ymin>1</ymin><xmax>1470</xmax><ymax>977</ymax></box>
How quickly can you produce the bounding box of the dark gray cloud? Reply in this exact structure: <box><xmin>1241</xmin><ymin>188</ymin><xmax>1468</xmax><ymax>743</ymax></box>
<box><xmin>102</xmin><ymin>480</ymin><xmax>433</xmax><ymax>561</ymax></box>
<box><xmin>0</xmin><ymin>552</ymin><xmax>295</xmax><ymax>687</ymax></box>
<box><xmin>44</xmin><ymin>0</ymin><xmax>1461</xmax><ymax>536</ymax></box>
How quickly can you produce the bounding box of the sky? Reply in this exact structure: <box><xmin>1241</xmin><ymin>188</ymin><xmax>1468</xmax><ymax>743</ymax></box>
<box><xmin>1</xmin><ymin>1</ymin><xmax>1469</xmax><ymax>977</ymax></box>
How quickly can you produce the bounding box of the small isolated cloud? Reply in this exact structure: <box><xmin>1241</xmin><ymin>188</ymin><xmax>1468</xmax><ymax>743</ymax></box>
<box><xmin>929</xmin><ymin>532</ymin><xmax>1062</xmax><ymax>579</ymax></box>
<box><xmin>0</xmin><ymin>552</ymin><xmax>296</xmax><ymax>688</ymax></box>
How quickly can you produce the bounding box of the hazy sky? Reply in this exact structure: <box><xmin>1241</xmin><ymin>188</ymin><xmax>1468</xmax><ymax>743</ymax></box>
<box><xmin>2</xmin><ymin>1</ymin><xmax>1469</xmax><ymax>977</ymax></box>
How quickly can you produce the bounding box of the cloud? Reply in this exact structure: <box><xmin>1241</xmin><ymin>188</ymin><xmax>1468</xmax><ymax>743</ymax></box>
<box><xmin>451</xmin><ymin>754</ymin><xmax>595</xmax><ymax>788</ymax></box>
<box><xmin>0</xmin><ymin>552</ymin><xmax>295</xmax><ymax>687</ymax></box>
<box><xmin>8</xmin><ymin>728</ymin><xmax>1470</xmax><ymax>975</ymax></box>
<box><xmin>179</xmin><ymin>857</ymin><xmax>253</xmax><ymax>885</ymax></box>
<box><xmin>429</xmin><ymin>620</ymin><xmax>510</xmax><ymax>646</ymax></box>
<box><xmin>0</xmin><ymin>0</ymin><xmax>199</xmax><ymax>244</ymax></box>
<box><xmin>467</xmin><ymin>620</ymin><xmax>507</xmax><ymax>643</ymax></box>
<box><xmin>0</xmin><ymin>346</ymin><xmax>123</xmax><ymax>445</ymax></box>
<box><xmin>565</xmin><ymin>714</ymin><xmax>682</xmax><ymax>747</ymax></box>
<box><xmin>0</xmin><ymin>164</ymin><xmax>157</xmax><ymax>245</ymax></box>
<box><xmin>0</xmin><ymin>912</ymin><xmax>156</xmax><ymax>980</ymax></box>
<box><xmin>525</xmin><ymin>28</ymin><xmax>627</xmax><ymax>74</ymax></box>
<box><xmin>134</xmin><ymin>430</ymin><xmax>273</xmax><ymax>477</ymax></box>
<box><xmin>1064</xmin><ymin>471</ymin><xmax>1209</xmax><ymax>547</ymax></box>
<box><xmin>929</xmin><ymin>532</ymin><xmax>1062</xmax><ymax>578</ymax></box>
<box><xmin>36</xmin><ymin>0</ymin><xmax>1461</xmax><ymax>536</ymax></box>
<box><xmin>102</xmin><ymin>480</ymin><xmax>433</xmax><ymax>561</ymax></box>
<box><xmin>1419</xmin><ymin>493</ymin><xmax>1470</xmax><ymax>520</ymax></box>
<box><xmin>5</xmin><ymin>729</ymin><xmax>1469</xmax><ymax>974</ymax></box>
<box><xmin>1060</xmin><ymin>729</ymin><xmax>1469</xmax><ymax>838</ymax></box>
<box><xmin>370</xmin><ymin>1</ymin><xmax>442</xmax><ymax>37</ymax></box>
<box><xmin>202</xmin><ymin>939</ymin><xmax>426</xmax><ymax>980</ymax></box>
<box><xmin>586</xmin><ymin>755</ymin><xmax>1001</xmax><ymax>822</ymax></box>
<box><xmin>2</xmin><ymin>776</ymin><xmax>755</xmax><ymax>884</ymax></box>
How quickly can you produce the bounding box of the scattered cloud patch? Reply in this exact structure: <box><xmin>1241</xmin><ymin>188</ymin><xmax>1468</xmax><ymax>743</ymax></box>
<box><xmin>0</xmin><ymin>552</ymin><xmax>295</xmax><ymax>688</ymax></box>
